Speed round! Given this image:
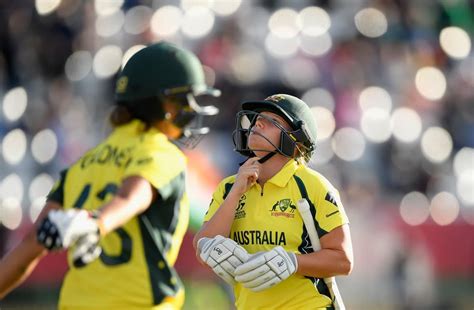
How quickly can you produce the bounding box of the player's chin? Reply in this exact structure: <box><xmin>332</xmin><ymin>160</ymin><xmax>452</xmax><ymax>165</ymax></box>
<box><xmin>248</xmin><ymin>134</ymin><xmax>266</xmax><ymax>146</ymax></box>
<box><xmin>248</xmin><ymin>142</ymin><xmax>274</xmax><ymax>155</ymax></box>
<box><xmin>247</xmin><ymin>139</ymin><xmax>263</xmax><ymax>151</ymax></box>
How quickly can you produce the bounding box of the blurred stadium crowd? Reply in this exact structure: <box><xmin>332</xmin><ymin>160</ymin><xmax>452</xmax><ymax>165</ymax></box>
<box><xmin>0</xmin><ymin>0</ymin><xmax>473</xmax><ymax>309</ymax></box>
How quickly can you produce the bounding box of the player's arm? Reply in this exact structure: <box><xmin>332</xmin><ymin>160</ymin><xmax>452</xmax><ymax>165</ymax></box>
<box><xmin>34</xmin><ymin>175</ymin><xmax>156</xmax><ymax>268</ymax></box>
<box><xmin>193</xmin><ymin>157</ymin><xmax>261</xmax><ymax>249</ymax></box>
<box><xmin>296</xmin><ymin>224</ymin><xmax>353</xmax><ymax>278</ymax></box>
<box><xmin>192</xmin><ymin>194</ymin><xmax>240</xmax><ymax>250</ymax></box>
<box><xmin>97</xmin><ymin>175</ymin><xmax>156</xmax><ymax>236</ymax></box>
<box><xmin>0</xmin><ymin>201</ymin><xmax>62</xmax><ymax>299</ymax></box>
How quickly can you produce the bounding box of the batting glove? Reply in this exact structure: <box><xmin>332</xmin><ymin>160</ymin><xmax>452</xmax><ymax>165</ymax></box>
<box><xmin>198</xmin><ymin>235</ymin><xmax>250</xmax><ymax>285</ymax></box>
<box><xmin>37</xmin><ymin>209</ymin><xmax>101</xmax><ymax>267</ymax></box>
<box><xmin>72</xmin><ymin>232</ymin><xmax>102</xmax><ymax>268</ymax></box>
<box><xmin>234</xmin><ymin>246</ymin><xmax>297</xmax><ymax>292</ymax></box>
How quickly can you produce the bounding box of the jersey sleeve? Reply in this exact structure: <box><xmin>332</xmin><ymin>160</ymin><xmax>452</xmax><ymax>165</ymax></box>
<box><xmin>123</xmin><ymin>147</ymin><xmax>186</xmax><ymax>200</ymax></box>
<box><xmin>203</xmin><ymin>177</ymin><xmax>234</xmax><ymax>222</ymax></box>
<box><xmin>47</xmin><ymin>169</ymin><xmax>68</xmax><ymax>204</ymax></box>
<box><xmin>314</xmin><ymin>184</ymin><xmax>349</xmax><ymax>236</ymax></box>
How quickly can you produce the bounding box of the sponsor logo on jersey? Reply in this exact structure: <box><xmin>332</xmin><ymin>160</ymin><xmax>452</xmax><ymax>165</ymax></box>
<box><xmin>270</xmin><ymin>199</ymin><xmax>296</xmax><ymax>218</ymax></box>
<box><xmin>326</xmin><ymin>210</ymin><xmax>339</xmax><ymax>218</ymax></box>
<box><xmin>233</xmin><ymin>230</ymin><xmax>286</xmax><ymax>246</ymax></box>
<box><xmin>234</xmin><ymin>194</ymin><xmax>247</xmax><ymax>219</ymax></box>
<box><xmin>325</xmin><ymin>191</ymin><xmax>339</xmax><ymax>207</ymax></box>
<box><xmin>136</xmin><ymin>157</ymin><xmax>153</xmax><ymax>166</ymax></box>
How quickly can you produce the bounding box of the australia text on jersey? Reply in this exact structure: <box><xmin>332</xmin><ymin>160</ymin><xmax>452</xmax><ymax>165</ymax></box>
<box><xmin>233</xmin><ymin>230</ymin><xmax>286</xmax><ymax>246</ymax></box>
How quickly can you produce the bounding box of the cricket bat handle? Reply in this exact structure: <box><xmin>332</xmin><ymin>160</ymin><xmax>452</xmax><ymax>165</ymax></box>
<box><xmin>296</xmin><ymin>199</ymin><xmax>346</xmax><ymax>310</ymax></box>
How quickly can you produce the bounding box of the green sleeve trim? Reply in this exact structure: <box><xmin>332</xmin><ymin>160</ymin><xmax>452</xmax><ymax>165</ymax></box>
<box><xmin>47</xmin><ymin>169</ymin><xmax>68</xmax><ymax>204</ymax></box>
<box><xmin>293</xmin><ymin>175</ymin><xmax>328</xmax><ymax>238</ymax></box>
<box><xmin>223</xmin><ymin>182</ymin><xmax>234</xmax><ymax>200</ymax></box>
<box><xmin>137</xmin><ymin>171</ymin><xmax>186</xmax><ymax>304</ymax></box>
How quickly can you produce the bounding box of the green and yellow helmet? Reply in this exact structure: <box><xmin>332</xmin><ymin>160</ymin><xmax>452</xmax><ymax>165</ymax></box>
<box><xmin>115</xmin><ymin>41</ymin><xmax>220</xmax><ymax>101</ymax></box>
<box><xmin>115</xmin><ymin>41</ymin><xmax>220</xmax><ymax>147</ymax></box>
<box><xmin>233</xmin><ymin>94</ymin><xmax>317</xmax><ymax>162</ymax></box>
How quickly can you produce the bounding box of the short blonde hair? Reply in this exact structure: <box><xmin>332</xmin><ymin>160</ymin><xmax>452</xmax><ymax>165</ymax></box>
<box><xmin>294</xmin><ymin>142</ymin><xmax>312</xmax><ymax>165</ymax></box>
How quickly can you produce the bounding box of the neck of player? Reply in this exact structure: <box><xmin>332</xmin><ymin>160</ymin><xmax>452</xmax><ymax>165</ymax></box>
<box><xmin>254</xmin><ymin>150</ymin><xmax>292</xmax><ymax>185</ymax></box>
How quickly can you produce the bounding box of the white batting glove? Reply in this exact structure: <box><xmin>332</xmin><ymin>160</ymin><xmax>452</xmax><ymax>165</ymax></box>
<box><xmin>234</xmin><ymin>246</ymin><xmax>297</xmax><ymax>292</ymax></box>
<box><xmin>198</xmin><ymin>235</ymin><xmax>250</xmax><ymax>285</ymax></box>
<box><xmin>72</xmin><ymin>233</ymin><xmax>102</xmax><ymax>268</ymax></box>
<box><xmin>37</xmin><ymin>209</ymin><xmax>102</xmax><ymax>267</ymax></box>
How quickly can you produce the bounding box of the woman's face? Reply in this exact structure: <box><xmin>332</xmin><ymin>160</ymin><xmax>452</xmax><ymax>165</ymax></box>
<box><xmin>156</xmin><ymin>100</ymin><xmax>184</xmax><ymax>139</ymax></box>
<box><xmin>247</xmin><ymin>111</ymin><xmax>292</xmax><ymax>153</ymax></box>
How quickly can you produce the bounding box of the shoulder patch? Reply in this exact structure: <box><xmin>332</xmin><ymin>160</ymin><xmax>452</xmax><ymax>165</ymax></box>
<box><xmin>325</xmin><ymin>191</ymin><xmax>338</xmax><ymax>207</ymax></box>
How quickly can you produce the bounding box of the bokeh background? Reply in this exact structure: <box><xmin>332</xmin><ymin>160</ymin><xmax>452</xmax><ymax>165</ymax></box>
<box><xmin>0</xmin><ymin>0</ymin><xmax>473</xmax><ymax>309</ymax></box>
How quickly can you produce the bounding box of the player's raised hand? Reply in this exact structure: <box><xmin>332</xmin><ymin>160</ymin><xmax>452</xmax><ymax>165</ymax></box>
<box><xmin>232</xmin><ymin>157</ymin><xmax>261</xmax><ymax>195</ymax></box>
<box><xmin>235</xmin><ymin>246</ymin><xmax>297</xmax><ymax>292</ymax></box>
<box><xmin>198</xmin><ymin>235</ymin><xmax>250</xmax><ymax>285</ymax></box>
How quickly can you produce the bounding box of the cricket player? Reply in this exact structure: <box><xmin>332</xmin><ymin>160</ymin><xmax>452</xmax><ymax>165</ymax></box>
<box><xmin>0</xmin><ymin>41</ymin><xmax>220</xmax><ymax>309</ymax></box>
<box><xmin>194</xmin><ymin>94</ymin><xmax>353</xmax><ymax>309</ymax></box>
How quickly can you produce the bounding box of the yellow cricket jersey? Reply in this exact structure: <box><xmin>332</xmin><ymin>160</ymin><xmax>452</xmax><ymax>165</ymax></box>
<box><xmin>204</xmin><ymin>160</ymin><xmax>349</xmax><ymax>310</ymax></box>
<box><xmin>47</xmin><ymin>120</ymin><xmax>188</xmax><ymax>310</ymax></box>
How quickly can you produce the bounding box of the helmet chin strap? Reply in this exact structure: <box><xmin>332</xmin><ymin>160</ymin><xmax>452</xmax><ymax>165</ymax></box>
<box><xmin>257</xmin><ymin>151</ymin><xmax>277</xmax><ymax>163</ymax></box>
<box><xmin>239</xmin><ymin>151</ymin><xmax>277</xmax><ymax>166</ymax></box>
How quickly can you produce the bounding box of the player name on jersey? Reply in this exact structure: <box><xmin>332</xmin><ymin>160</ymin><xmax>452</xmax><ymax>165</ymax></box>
<box><xmin>233</xmin><ymin>230</ymin><xmax>287</xmax><ymax>246</ymax></box>
<box><xmin>81</xmin><ymin>144</ymin><xmax>133</xmax><ymax>169</ymax></box>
